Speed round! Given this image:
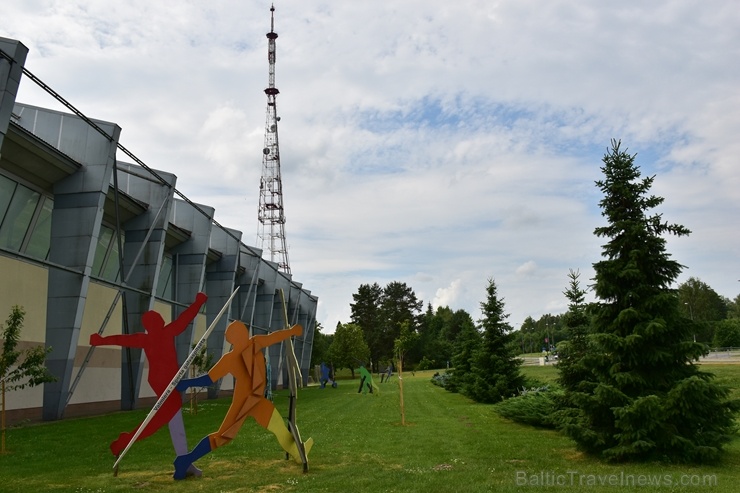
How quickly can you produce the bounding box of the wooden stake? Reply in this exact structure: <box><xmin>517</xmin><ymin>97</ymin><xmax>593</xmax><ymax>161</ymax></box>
<box><xmin>398</xmin><ymin>354</ymin><xmax>406</xmax><ymax>426</ymax></box>
<box><xmin>1</xmin><ymin>379</ymin><xmax>6</xmax><ymax>454</ymax></box>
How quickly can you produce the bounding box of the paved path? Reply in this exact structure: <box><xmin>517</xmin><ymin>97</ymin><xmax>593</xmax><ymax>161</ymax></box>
<box><xmin>700</xmin><ymin>351</ymin><xmax>740</xmax><ymax>363</ymax></box>
<box><xmin>520</xmin><ymin>351</ymin><xmax>740</xmax><ymax>366</ymax></box>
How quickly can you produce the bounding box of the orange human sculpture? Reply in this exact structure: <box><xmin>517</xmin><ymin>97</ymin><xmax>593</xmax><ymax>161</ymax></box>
<box><xmin>173</xmin><ymin>320</ymin><xmax>312</xmax><ymax>479</ymax></box>
<box><xmin>90</xmin><ymin>292</ymin><xmax>207</xmax><ymax>475</ymax></box>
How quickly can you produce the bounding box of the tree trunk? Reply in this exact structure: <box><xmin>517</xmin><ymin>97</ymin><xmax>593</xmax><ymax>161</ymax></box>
<box><xmin>2</xmin><ymin>379</ymin><xmax>6</xmax><ymax>454</ymax></box>
<box><xmin>189</xmin><ymin>366</ymin><xmax>198</xmax><ymax>415</ymax></box>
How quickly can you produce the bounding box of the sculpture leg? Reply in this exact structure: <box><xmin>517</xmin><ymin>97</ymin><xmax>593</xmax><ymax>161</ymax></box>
<box><xmin>168</xmin><ymin>410</ymin><xmax>201</xmax><ymax>477</ymax></box>
<box><xmin>266</xmin><ymin>408</ymin><xmax>312</xmax><ymax>464</ymax></box>
<box><xmin>173</xmin><ymin>436</ymin><xmax>212</xmax><ymax>480</ymax></box>
<box><xmin>111</xmin><ymin>393</ymin><xmax>181</xmax><ymax>456</ymax></box>
<box><xmin>110</xmin><ymin>431</ymin><xmax>134</xmax><ymax>457</ymax></box>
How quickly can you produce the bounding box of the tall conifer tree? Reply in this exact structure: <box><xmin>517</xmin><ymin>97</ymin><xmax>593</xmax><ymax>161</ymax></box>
<box><xmin>464</xmin><ymin>278</ymin><xmax>524</xmax><ymax>403</ymax></box>
<box><xmin>445</xmin><ymin>312</ymin><xmax>480</xmax><ymax>393</ymax></box>
<box><xmin>556</xmin><ymin>269</ymin><xmax>592</xmax><ymax>393</ymax></box>
<box><xmin>564</xmin><ymin>140</ymin><xmax>739</xmax><ymax>462</ymax></box>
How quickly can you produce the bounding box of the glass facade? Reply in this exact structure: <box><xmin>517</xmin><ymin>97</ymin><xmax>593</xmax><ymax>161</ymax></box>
<box><xmin>1</xmin><ymin>174</ymin><xmax>178</xmax><ymax>301</ymax></box>
<box><xmin>0</xmin><ymin>174</ymin><xmax>46</xmax><ymax>259</ymax></box>
<box><xmin>0</xmin><ymin>175</ymin><xmax>14</xmax><ymax>221</ymax></box>
<box><xmin>156</xmin><ymin>254</ymin><xmax>174</xmax><ymax>300</ymax></box>
<box><xmin>0</xmin><ymin>173</ymin><xmax>123</xmax><ymax>279</ymax></box>
<box><xmin>24</xmin><ymin>197</ymin><xmax>52</xmax><ymax>260</ymax></box>
<box><xmin>91</xmin><ymin>224</ymin><xmax>123</xmax><ymax>282</ymax></box>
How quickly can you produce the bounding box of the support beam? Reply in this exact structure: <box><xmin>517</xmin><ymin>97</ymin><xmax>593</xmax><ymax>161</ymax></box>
<box><xmin>39</xmin><ymin>106</ymin><xmax>120</xmax><ymax>420</ymax></box>
<box><xmin>253</xmin><ymin>263</ymin><xmax>280</xmax><ymax>390</ymax></box>
<box><xmin>237</xmin><ymin>246</ymin><xmax>263</xmax><ymax>327</ymax></box>
<box><xmin>170</xmin><ymin>199</ymin><xmax>214</xmax><ymax>365</ymax></box>
<box><xmin>271</xmin><ymin>275</ymin><xmax>293</xmax><ymax>390</ymax></box>
<box><xmin>117</xmin><ymin>161</ymin><xmax>176</xmax><ymax>411</ymax></box>
<box><xmin>204</xmin><ymin>226</ymin><xmax>241</xmax><ymax>399</ymax></box>
<box><xmin>299</xmin><ymin>297</ymin><xmax>318</xmax><ymax>386</ymax></box>
<box><xmin>0</xmin><ymin>38</ymin><xmax>27</xmax><ymax>159</ymax></box>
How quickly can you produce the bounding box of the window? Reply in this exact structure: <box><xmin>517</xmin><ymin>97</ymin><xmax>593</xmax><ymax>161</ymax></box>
<box><xmin>0</xmin><ymin>175</ymin><xmax>15</xmax><ymax>223</ymax></box>
<box><xmin>100</xmin><ymin>232</ymin><xmax>122</xmax><ymax>282</ymax></box>
<box><xmin>0</xmin><ymin>177</ymin><xmax>41</xmax><ymax>252</ymax></box>
<box><xmin>92</xmin><ymin>226</ymin><xmax>113</xmax><ymax>275</ymax></box>
<box><xmin>0</xmin><ymin>174</ymin><xmax>127</xmax><ymax>276</ymax></box>
<box><xmin>92</xmin><ymin>224</ymin><xmax>123</xmax><ymax>282</ymax></box>
<box><xmin>156</xmin><ymin>254</ymin><xmax>174</xmax><ymax>300</ymax></box>
<box><xmin>24</xmin><ymin>197</ymin><xmax>52</xmax><ymax>260</ymax></box>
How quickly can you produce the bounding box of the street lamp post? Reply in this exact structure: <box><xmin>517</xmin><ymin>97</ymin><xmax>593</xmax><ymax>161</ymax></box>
<box><xmin>684</xmin><ymin>302</ymin><xmax>695</xmax><ymax>342</ymax></box>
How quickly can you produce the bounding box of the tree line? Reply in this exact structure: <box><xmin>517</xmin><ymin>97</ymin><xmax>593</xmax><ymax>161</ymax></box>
<box><xmin>311</xmin><ymin>274</ymin><xmax>740</xmax><ymax>377</ymax></box>
<box><xmin>311</xmin><ymin>140</ymin><xmax>740</xmax><ymax>464</ymax></box>
<box><xmin>514</xmin><ymin>276</ymin><xmax>740</xmax><ymax>355</ymax></box>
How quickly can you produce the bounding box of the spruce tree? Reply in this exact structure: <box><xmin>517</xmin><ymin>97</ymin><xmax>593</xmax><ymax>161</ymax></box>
<box><xmin>445</xmin><ymin>313</ymin><xmax>480</xmax><ymax>393</ymax></box>
<box><xmin>556</xmin><ymin>269</ymin><xmax>592</xmax><ymax>392</ymax></box>
<box><xmin>554</xmin><ymin>269</ymin><xmax>595</xmax><ymax>429</ymax></box>
<box><xmin>564</xmin><ymin>140</ymin><xmax>739</xmax><ymax>463</ymax></box>
<box><xmin>464</xmin><ymin>278</ymin><xmax>524</xmax><ymax>403</ymax></box>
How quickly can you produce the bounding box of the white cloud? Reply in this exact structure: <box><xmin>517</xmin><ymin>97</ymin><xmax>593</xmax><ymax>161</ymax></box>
<box><xmin>433</xmin><ymin>279</ymin><xmax>462</xmax><ymax>310</ymax></box>
<box><xmin>516</xmin><ymin>261</ymin><xmax>538</xmax><ymax>277</ymax></box>
<box><xmin>4</xmin><ymin>0</ymin><xmax>739</xmax><ymax>333</ymax></box>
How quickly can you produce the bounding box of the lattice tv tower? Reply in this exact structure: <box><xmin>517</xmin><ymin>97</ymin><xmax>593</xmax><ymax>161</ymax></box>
<box><xmin>257</xmin><ymin>4</ymin><xmax>290</xmax><ymax>275</ymax></box>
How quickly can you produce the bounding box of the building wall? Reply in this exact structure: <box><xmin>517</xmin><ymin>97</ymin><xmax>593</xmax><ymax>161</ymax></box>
<box><xmin>0</xmin><ymin>276</ymin><xmax>211</xmax><ymax>411</ymax></box>
<box><xmin>0</xmin><ymin>256</ymin><xmax>47</xmax><ymax>412</ymax></box>
<box><xmin>0</xmin><ymin>255</ymin><xmax>48</xmax><ymax>344</ymax></box>
<box><xmin>0</xmin><ymin>36</ymin><xmax>316</xmax><ymax>425</ymax></box>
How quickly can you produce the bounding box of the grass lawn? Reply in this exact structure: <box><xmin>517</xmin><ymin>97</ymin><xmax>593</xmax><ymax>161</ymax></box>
<box><xmin>1</xmin><ymin>365</ymin><xmax>739</xmax><ymax>492</ymax></box>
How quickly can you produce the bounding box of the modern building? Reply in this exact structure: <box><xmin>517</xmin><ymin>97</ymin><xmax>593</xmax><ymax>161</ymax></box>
<box><xmin>0</xmin><ymin>37</ymin><xmax>317</xmax><ymax>425</ymax></box>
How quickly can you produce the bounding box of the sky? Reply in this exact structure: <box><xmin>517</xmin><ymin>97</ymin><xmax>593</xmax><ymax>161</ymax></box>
<box><xmin>3</xmin><ymin>0</ymin><xmax>739</xmax><ymax>333</ymax></box>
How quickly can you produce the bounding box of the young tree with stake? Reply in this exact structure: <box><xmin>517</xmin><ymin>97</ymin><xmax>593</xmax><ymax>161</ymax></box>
<box><xmin>1</xmin><ymin>305</ymin><xmax>55</xmax><ymax>453</ymax></box>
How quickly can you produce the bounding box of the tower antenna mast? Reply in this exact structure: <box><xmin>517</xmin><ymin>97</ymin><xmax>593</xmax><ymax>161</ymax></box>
<box><xmin>257</xmin><ymin>3</ymin><xmax>290</xmax><ymax>274</ymax></box>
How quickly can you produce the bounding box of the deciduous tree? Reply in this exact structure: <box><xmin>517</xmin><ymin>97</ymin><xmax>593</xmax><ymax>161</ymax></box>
<box><xmin>727</xmin><ymin>294</ymin><xmax>740</xmax><ymax>319</ymax></box>
<box><xmin>350</xmin><ymin>283</ymin><xmax>383</xmax><ymax>367</ymax></box>
<box><xmin>351</xmin><ymin>281</ymin><xmax>422</xmax><ymax>370</ymax></box>
<box><xmin>327</xmin><ymin>323</ymin><xmax>370</xmax><ymax>379</ymax></box>
<box><xmin>379</xmin><ymin>281</ymin><xmax>422</xmax><ymax>368</ymax></box>
<box><xmin>412</xmin><ymin>304</ymin><xmax>453</xmax><ymax>370</ymax></box>
<box><xmin>677</xmin><ymin>277</ymin><xmax>728</xmax><ymax>322</ymax></box>
<box><xmin>1</xmin><ymin>305</ymin><xmax>56</xmax><ymax>453</ymax></box>
<box><xmin>309</xmin><ymin>321</ymin><xmax>332</xmax><ymax>368</ymax></box>
<box><xmin>712</xmin><ymin>319</ymin><xmax>740</xmax><ymax>348</ymax></box>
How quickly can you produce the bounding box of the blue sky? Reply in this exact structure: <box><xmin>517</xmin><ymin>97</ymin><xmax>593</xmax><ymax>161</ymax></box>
<box><xmin>4</xmin><ymin>0</ymin><xmax>739</xmax><ymax>332</ymax></box>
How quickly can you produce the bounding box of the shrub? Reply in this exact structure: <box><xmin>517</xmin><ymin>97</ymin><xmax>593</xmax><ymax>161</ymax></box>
<box><xmin>417</xmin><ymin>356</ymin><xmax>434</xmax><ymax>371</ymax></box>
<box><xmin>493</xmin><ymin>386</ymin><xmax>561</xmax><ymax>429</ymax></box>
<box><xmin>431</xmin><ymin>371</ymin><xmax>451</xmax><ymax>388</ymax></box>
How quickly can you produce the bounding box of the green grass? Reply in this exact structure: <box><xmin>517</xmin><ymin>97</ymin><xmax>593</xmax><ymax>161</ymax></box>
<box><xmin>1</xmin><ymin>366</ymin><xmax>739</xmax><ymax>492</ymax></box>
